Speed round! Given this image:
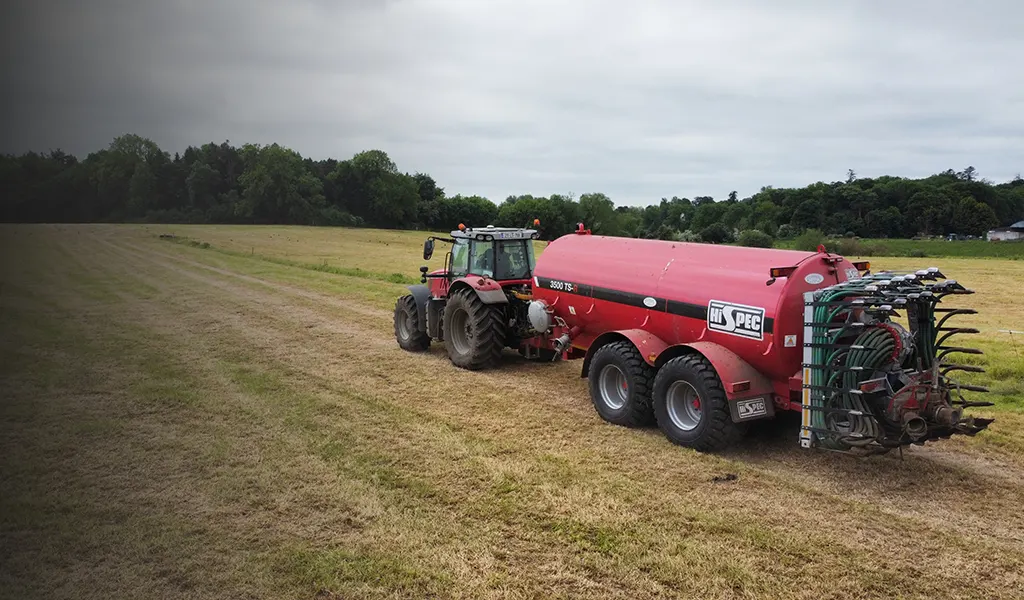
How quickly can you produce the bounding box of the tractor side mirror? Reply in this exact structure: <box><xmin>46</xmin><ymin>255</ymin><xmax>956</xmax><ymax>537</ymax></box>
<box><xmin>423</xmin><ymin>238</ymin><xmax>434</xmax><ymax>261</ymax></box>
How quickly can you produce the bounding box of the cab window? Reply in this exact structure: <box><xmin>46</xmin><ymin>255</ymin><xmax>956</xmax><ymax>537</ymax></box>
<box><xmin>450</xmin><ymin>239</ymin><xmax>470</xmax><ymax>276</ymax></box>
<box><xmin>495</xmin><ymin>240</ymin><xmax>532</xmax><ymax>280</ymax></box>
<box><xmin>470</xmin><ymin>241</ymin><xmax>495</xmax><ymax>277</ymax></box>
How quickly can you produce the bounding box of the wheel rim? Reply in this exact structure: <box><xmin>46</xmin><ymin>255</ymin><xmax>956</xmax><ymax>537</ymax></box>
<box><xmin>448</xmin><ymin>308</ymin><xmax>471</xmax><ymax>355</ymax></box>
<box><xmin>397</xmin><ymin>307</ymin><xmax>413</xmax><ymax>340</ymax></box>
<box><xmin>598</xmin><ymin>364</ymin><xmax>628</xmax><ymax>410</ymax></box>
<box><xmin>666</xmin><ymin>380</ymin><xmax>702</xmax><ymax>431</ymax></box>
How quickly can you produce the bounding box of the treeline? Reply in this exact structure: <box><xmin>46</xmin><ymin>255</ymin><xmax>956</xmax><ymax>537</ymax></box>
<box><xmin>2</xmin><ymin>134</ymin><xmax>1023</xmax><ymax>242</ymax></box>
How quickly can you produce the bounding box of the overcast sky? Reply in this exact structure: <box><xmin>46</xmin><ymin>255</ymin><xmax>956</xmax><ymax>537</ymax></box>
<box><xmin>3</xmin><ymin>0</ymin><xmax>1022</xmax><ymax>205</ymax></box>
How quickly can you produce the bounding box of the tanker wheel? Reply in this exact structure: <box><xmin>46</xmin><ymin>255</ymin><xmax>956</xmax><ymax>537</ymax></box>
<box><xmin>587</xmin><ymin>341</ymin><xmax>656</xmax><ymax>427</ymax></box>
<box><xmin>652</xmin><ymin>354</ymin><xmax>747</xmax><ymax>452</ymax></box>
<box><xmin>394</xmin><ymin>294</ymin><xmax>430</xmax><ymax>352</ymax></box>
<box><xmin>442</xmin><ymin>287</ymin><xmax>505</xmax><ymax>370</ymax></box>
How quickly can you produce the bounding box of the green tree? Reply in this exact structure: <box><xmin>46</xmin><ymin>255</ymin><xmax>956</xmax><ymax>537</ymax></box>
<box><xmin>950</xmin><ymin>196</ymin><xmax>998</xmax><ymax>236</ymax></box>
<box><xmin>690</xmin><ymin>201</ymin><xmax>727</xmax><ymax>232</ymax></box>
<box><xmin>237</xmin><ymin>143</ymin><xmax>325</xmax><ymax>224</ymax></box>
<box><xmin>906</xmin><ymin>189</ymin><xmax>953</xmax><ymax>236</ymax></box>
<box><xmin>413</xmin><ymin>173</ymin><xmax>444</xmax><ymax>228</ymax></box>
<box><xmin>437</xmin><ymin>195</ymin><xmax>498</xmax><ymax>229</ymax></box>
<box><xmin>699</xmin><ymin>223</ymin><xmax>733</xmax><ymax>244</ymax></box>
<box><xmin>736</xmin><ymin>229</ymin><xmax>774</xmax><ymax>248</ymax></box>
<box><xmin>791</xmin><ymin>198</ymin><xmax>823</xmax><ymax>231</ymax></box>
<box><xmin>578</xmin><ymin>192</ymin><xmax>619</xmax><ymax>235</ymax></box>
<box><xmin>863</xmin><ymin>206</ymin><xmax>904</xmax><ymax>238</ymax></box>
<box><xmin>186</xmin><ymin>162</ymin><xmax>220</xmax><ymax>210</ymax></box>
<box><xmin>127</xmin><ymin>163</ymin><xmax>157</xmax><ymax>217</ymax></box>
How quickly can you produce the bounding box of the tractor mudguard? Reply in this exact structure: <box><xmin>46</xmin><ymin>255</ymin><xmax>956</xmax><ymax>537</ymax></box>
<box><xmin>405</xmin><ymin>284</ymin><xmax>431</xmax><ymax>333</ymax></box>
<box><xmin>658</xmin><ymin>341</ymin><xmax>775</xmax><ymax>423</ymax></box>
<box><xmin>451</xmin><ymin>277</ymin><xmax>509</xmax><ymax>305</ymax></box>
<box><xmin>582</xmin><ymin>329</ymin><xmax>669</xmax><ymax>376</ymax></box>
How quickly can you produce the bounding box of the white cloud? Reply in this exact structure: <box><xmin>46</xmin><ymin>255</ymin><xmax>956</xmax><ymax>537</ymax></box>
<box><xmin>3</xmin><ymin>0</ymin><xmax>1022</xmax><ymax>205</ymax></box>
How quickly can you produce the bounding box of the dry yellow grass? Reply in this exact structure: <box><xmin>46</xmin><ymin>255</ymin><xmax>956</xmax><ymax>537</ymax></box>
<box><xmin>2</xmin><ymin>224</ymin><xmax>1023</xmax><ymax>599</ymax></box>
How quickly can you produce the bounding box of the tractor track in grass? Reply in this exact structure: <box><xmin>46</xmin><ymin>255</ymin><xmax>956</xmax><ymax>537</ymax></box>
<box><xmin>101</xmin><ymin>236</ymin><xmax>392</xmax><ymax>322</ymax></box>
<box><xmin>102</xmin><ymin>230</ymin><xmax>1024</xmax><ymax>551</ymax></box>
<box><xmin>3</xmin><ymin>225</ymin><xmax>1024</xmax><ymax>599</ymax></box>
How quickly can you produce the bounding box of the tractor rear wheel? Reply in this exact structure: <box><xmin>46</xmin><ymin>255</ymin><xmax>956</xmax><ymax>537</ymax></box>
<box><xmin>394</xmin><ymin>294</ymin><xmax>430</xmax><ymax>351</ymax></box>
<box><xmin>652</xmin><ymin>354</ymin><xmax>747</xmax><ymax>451</ymax></box>
<box><xmin>442</xmin><ymin>287</ymin><xmax>505</xmax><ymax>370</ymax></box>
<box><xmin>587</xmin><ymin>341</ymin><xmax>655</xmax><ymax>427</ymax></box>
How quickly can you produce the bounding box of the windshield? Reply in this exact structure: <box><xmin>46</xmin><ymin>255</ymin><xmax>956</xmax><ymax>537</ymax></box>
<box><xmin>495</xmin><ymin>240</ymin><xmax>533</xmax><ymax>280</ymax></box>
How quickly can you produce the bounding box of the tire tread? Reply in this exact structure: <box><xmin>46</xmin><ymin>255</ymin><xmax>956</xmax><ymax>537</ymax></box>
<box><xmin>444</xmin><ymin>287</ymin><xmax>506</xmax><ymax>370</ymax></box>
<box><xmin>653</xmin><ymin>353</ymin><xmax>746</xmax><ymax>451</ymax></box>
<box><xmin>588</xmin><ymin>340</ymin><xmax>656</xmax><ymax>426</ymax></box>
<box><xmin>394</xmin><ymin>294</ymin><xmax>430</xmax><ymax>351</ymax></box>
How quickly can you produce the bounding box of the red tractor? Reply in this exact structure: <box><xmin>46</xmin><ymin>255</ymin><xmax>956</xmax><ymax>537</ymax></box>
<box><xmin>393</xmin><ymin>222</ymin><xmax>556</xmax><ymax>370</ymax></box>
<box><xmin>394</xmin><ymin>223</ymin><xmax>993</xmax><ymax>455</ymax></box>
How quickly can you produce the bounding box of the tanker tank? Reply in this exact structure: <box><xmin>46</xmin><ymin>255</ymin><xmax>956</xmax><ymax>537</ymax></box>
<box><xmin>530</xmin><ymin>234</ymin><xmax>861</xmax><ymax>383</ymax></box>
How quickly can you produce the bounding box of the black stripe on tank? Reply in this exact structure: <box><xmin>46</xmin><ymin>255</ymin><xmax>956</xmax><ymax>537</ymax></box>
<box><xmin>666</xmin><ymin>299</ymin><xmax>706</xmax><ymax>320</ymax></box>
<box><xmin>534</xmin><ymin>276</ymin><xmax>774</xmax><ymax>332</ymax></box>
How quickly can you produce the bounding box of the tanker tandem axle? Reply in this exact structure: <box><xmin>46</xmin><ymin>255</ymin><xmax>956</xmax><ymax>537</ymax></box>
<box><xmin>393</xmin><ymin>223</ymin><xmax>994</xmax><ymax>455</ymax></box>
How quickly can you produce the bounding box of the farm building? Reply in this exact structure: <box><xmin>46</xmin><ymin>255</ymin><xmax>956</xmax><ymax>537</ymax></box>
<box><xmin>987</xmin><ymin>220</ymin><xmax>1024</xmax><ymax>241</ymax></box>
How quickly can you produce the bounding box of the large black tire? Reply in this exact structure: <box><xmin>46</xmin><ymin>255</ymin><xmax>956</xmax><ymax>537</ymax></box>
<box><xmin>442</xmin><ymin>287</ymin><xmax>506</xmax><ymax>370</ymax></box>
<box><xmin>587</xmin><ymin>341</ymin><xmax>656</xmax><ymax>427</ymax></box>
<box><xmin>652</xmin><ymin>354</ymin><xmax>747</xmax><ymax>451</ymax></box>
<box><xmin>394</xmin><ymin>294</ymin><xmax>430</xmax><ymax>351</ymax></box>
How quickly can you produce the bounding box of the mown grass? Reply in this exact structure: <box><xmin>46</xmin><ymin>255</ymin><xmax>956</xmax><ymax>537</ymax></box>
<box><xmin>3</xmin><ymin>223</ymin><xmax>1024</xmax><ymax>599</ymax></box>
<box><xmin>144</xmin><ymin>223</ymin><xmax>1024</xmax><ymax>413</ymax></box>
<box><xmin>775</xmin><ymin>236</ymin><xmax>1024</xmax><ymax>259</ymax></box>
<box><xmin>141</xmin><ymin>223</ymin><xmax>547</xmax><ymax>278</ymax></box>
<box><xmin>160</xmin><ymin>232</ymin><xmax>420</xmax><ymax>285</ymax></box>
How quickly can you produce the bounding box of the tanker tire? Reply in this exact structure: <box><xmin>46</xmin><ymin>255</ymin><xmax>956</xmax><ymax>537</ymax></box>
<box><xmin>652</xmin><ymin>354</ymin><xmax>747</xmax><ymax>452</ymax></box>
<box><xmin>442</xmin><ymin>287</ymin><xmax>505</xmax><ymax>370</ymax></box>
<box><xmin>394</xmin><ymin>294</ymin><xmax>430</xmax><ymax>352</ymax></box>
<box><xmin>587</xmin><ymin>341</ymin><xmax>656</xmax><ymax>427</ymax></box>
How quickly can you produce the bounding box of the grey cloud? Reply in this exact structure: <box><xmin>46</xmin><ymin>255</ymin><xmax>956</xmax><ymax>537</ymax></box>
<box><xmin>3</xmin><ymin>0</ymin><xmax>1022</xmax><ymax>206</ymax></box>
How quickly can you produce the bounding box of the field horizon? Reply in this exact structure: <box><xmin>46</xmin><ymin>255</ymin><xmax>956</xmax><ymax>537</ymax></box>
<box><xmin>2</xmin><ymin>223</ymin><xmax>1022</xmax><ymax>599</ymax></box>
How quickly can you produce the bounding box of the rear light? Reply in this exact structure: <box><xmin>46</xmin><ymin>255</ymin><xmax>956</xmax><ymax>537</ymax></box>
<box><xmin>853</xmin><ymin>261</ymin><xmax>871</xmax><ymax>271</ymax></box>
<box><xmin>731</xmin><ymin>381</ymin><xmax>751</xmax><ymax>393</ymax></box>
<box><xmin>770</xmin><ymin>266</ymin><xmax>797</xmax><ymax>278</ymax></box>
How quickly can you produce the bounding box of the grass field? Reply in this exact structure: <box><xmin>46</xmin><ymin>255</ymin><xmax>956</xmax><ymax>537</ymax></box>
<box><xmin>2</xmin><ymin>223</ymin><xmax>1023</xmax><ymax>599</ymax></box>
<box><xmin>774</xmin><ymin>236</ymin><xmax>1024</xmax><ymax>259</ymax></box>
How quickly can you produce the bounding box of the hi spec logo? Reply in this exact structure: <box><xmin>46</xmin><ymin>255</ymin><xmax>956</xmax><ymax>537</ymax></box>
<box><xmin>707</xmin><ymin>300</ymin><xmax>765</xmax><ymax>340</ymax></box>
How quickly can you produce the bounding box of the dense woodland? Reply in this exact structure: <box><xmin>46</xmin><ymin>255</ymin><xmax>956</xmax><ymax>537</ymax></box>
<box><xmin>2</xmin><ymin>134</ymin><xmax>1022</xmax><ymax>244</ymax></box>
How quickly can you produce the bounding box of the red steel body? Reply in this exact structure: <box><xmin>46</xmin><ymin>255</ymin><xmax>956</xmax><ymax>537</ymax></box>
<box><xmin>531</xmin><ymin>234</ymin><xmax>861</xmax><ymax>406</ymax></box>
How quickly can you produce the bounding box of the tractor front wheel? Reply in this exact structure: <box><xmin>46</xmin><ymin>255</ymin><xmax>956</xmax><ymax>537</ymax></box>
<box><xmin>442</xmin><ymin>287</ymin><xmax>505</xmax><ymax>370</ymax></box>
<box><xmin>652</xmin><ymin>354</ymin><xmax>747</xmax><ymax>451</ymax></box>
<box><xmin>394</xmin><ymin>294</ymin><xmax>430</xmax><ymax>352</ymax></box>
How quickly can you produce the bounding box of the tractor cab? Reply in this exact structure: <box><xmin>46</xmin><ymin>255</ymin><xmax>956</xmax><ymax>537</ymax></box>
<box><xmin>422</xmin><ymin>224</ymin><xmax>540</xmax><ymax>285</ymax></box>
<box><xmin>450</xmin><ymin>225</ymin><xmax>538</xmax><ymax>282</ymax></box>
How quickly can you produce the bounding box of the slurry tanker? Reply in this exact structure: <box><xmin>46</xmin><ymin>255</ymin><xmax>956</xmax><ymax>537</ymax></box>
<box><xmin>394</xmin><ymin>223</ymin><xmax>993</xmax><ymax>455</ymax></box>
